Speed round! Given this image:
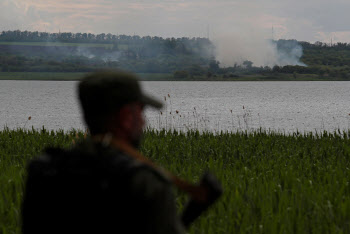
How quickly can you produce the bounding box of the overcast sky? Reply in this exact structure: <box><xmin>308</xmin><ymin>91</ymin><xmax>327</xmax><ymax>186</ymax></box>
<box><xmin>1</xmin><ymin>0</ymin><xmax>350</xmax><ymax>42</ymax></box>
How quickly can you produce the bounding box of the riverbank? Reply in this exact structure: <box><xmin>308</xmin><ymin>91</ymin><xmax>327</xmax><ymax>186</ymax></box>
<box><xmin>0</xmin><ymin>72</ymin><xmax>349</xmax><ymax>81</ymax></box>
<box><xmin>0</xmin><ymin>72</ymin><xmax>173</xmax><ymax>81</ymax></box>
<box><xmin>2</xmin><ymin>128</ymin><xmax>350</xmax><ymax>233</ymax></box>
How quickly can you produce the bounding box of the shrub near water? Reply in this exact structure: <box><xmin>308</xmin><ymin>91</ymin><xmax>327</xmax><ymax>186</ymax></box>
<box><xmin>2</xmin><ymin>129</ymin><xmax>350</xmax><ymax>233</ymax></box>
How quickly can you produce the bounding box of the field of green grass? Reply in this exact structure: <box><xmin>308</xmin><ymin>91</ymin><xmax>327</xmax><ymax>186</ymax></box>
<box><xmin>2</xmin><ymin>128</ymin><xmax>350</xmax><ymax>233</ymax></box>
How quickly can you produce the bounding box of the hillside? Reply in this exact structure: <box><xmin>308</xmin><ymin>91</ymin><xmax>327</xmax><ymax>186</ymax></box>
<box><xmin>1</xmin><ymin>30</ymin><xmax>350</xmax><ymax>80</ymax></box>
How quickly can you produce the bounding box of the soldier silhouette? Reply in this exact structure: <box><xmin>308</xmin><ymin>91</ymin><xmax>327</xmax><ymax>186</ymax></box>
<box><xmin>22</xmin><ymin>71</ymin><xmax>222</xmax><ymax>234</ymax></box>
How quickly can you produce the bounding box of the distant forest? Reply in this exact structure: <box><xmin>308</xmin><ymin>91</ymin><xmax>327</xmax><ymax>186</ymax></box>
<box><xmin>1</xmin><ymin>30</ymin><xmax>350</xmax><ymax>79</ymax></box>
<box><xmin>0</xmin><ymin>30</ymin><xmax>214</xmax><ymax>74</ymax></box>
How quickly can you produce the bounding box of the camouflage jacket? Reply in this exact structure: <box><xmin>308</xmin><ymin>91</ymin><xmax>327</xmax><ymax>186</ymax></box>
<box><xmin>22</xmin><ymin>140</ymin><xmax>185</xmax><ymax>234</ymax></box>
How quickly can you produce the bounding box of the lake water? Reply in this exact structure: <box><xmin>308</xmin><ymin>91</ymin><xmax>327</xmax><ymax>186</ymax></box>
<box><xmin>0</xmin><ymin>80</ymin><xmax>349</xmax><ymax>133</ymax></box>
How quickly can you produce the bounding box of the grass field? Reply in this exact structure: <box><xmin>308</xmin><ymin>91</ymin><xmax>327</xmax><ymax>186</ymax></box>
<box><xmin>2</xmin><ymin>128</ymin><xmax>350</xmax><ymax>233</ymax></box>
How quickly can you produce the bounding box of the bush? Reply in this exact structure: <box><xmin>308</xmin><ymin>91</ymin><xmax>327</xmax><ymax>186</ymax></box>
<box><xmin>173</xmin><ymin>70</ymin><xmax>189</xmax><ymax>79</ymax></box>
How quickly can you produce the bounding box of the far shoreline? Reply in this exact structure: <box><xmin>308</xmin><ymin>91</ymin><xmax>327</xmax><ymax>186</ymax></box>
<box><xmin>0</xmin><ymin>72</ymin><xmax>349</xmax><ymax>81</ymax></box>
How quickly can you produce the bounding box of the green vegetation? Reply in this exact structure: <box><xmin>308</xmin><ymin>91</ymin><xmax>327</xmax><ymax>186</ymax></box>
<box><xmin>0</xmin><ymin>72</ymin><xmax>173</xmax><ymax>81</ymax></box>
<box><xmin>0</xmin><ymin>41</ymin><xmax>114</xmax><ymax>49</ymax></box>
<box><xmin>0</xmin><ymin>72</ymin><xmax>346</xmax><ymax>81</ymax></box>
<box><xmin>170</xmin><ymin>73</ymin><xmax>350</xmax><ymax>81</ymax></box>
<box><xmin>0</xmin><ymin>30</ymin><xmax>213</xmax><ymax>74</ymax></box>
<box><xmin>1</xmin><ymin>30</ymin><xmax>350</xmax><ymax>80</ymax></box>
<box><xmin>0</xmin><ymin>72</ymin><xmax>87</xmax><ymax>80</ymax></box>
<box><xmin>2</xmin><ymin>128</ymin><xmax>350</xmax><ymax>233</ymax></box>
<box><xmin>137</xmin><ymin>73</ymin><xmax>173</xmax><ymax>80</ymax></box>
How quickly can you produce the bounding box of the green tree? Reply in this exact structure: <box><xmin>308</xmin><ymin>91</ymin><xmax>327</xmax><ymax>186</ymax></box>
<box><xmin>243</xmin><ymin>60</ymin><xmax>253</xmax><ymax>69</ymax></box>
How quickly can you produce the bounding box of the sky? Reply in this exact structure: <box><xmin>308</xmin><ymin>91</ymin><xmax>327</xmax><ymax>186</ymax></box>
<box><xmin>1</xmin><ymin>0</ymin><xmax>350</xmax><ymax>43</ymax></box>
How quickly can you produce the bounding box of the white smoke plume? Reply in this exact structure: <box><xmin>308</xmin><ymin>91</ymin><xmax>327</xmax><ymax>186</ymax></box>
<box><xmin>213</xmin><ymin>31</ymin><xmax>305</xmax><ymax>68</ymax></box>
<box><xmin>274</xmin><ymin>40</ymin><xmax>305</xmax><ymax>66</ymax></box>
<box><xmin>76</xmin><ymin>47</ymin><xmax>95</xmax><ymax>59</ymax></box>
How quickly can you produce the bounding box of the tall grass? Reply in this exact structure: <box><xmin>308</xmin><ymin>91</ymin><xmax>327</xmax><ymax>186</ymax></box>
<box><xmin>146</xmin><ymin>94</ymin><xmax>257</xmax><ymax>132</ymax></box>
<box><xmin>2</xmin><ymin>128</ymin><xmax>350</xmax><ymax>233</ymax></box>
<box><xmin>0</xmin><ymin>128</ymin><xmax>84</xmax><ymax>233</ymax></box>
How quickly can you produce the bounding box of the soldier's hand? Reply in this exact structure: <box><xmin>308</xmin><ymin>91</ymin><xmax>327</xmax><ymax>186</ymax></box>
<box><xmin>181</xmin><ymin>172</ymin><xmax>223</xmax><ymax>228</ymax></box>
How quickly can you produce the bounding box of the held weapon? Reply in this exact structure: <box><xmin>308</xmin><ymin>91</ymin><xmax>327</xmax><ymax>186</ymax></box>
<box><xmin>102</xmin><ymin>137</ymin><xmax>223</xmax><ymax>227</ymax></box>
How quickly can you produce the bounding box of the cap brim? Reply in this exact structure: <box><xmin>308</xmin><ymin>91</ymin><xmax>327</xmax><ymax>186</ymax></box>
<box><xmin>141</xmin><ymin>94</ymin><xmax>163</xmax><ymax>109</ymax></box>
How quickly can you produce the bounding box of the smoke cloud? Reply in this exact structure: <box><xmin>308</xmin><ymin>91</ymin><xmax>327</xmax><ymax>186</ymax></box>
<box><xmin>214</xmin><ymin>31</ymin><xmax>305</xmax><ymax>68</ymax></box>
<box><xmin>274</xmin><ymin>39</ymin><xmax>305</xmax><ymax>66</ymax></box>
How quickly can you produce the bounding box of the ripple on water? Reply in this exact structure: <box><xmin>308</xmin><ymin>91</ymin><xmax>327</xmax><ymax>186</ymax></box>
<box><xmin>0</xmin><ymin>80</ymin><xmax>349</xmax><ymax>133</ymax></box>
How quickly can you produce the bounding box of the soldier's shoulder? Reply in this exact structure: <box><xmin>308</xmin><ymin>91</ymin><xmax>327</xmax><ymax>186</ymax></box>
<box><xmin>30</xmin><ymin>143</ymin><xmax>170</xmax><ymax>184</ymax></box>
<box><xmin>131</xmin><ymin>163</ymin><xmax>171</xmax><ymax>185</ymax></box>
<box><xmin>27</xmin><ymin>147</ymin><xmax>66</xmax><ymax>169</ymax></box>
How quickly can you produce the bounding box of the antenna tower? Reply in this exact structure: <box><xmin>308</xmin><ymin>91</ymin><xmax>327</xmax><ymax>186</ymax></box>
<box><xmin>207</xmin><ymin>24</ymin><xmax>210</xmax><ymax>40</ymax></box>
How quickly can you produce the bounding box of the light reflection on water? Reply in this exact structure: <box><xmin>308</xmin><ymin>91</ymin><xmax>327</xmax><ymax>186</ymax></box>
<box><xmin>0</xmin><ymin>80</ymin><xmax>349</xmax><ymax>133</ymax></box>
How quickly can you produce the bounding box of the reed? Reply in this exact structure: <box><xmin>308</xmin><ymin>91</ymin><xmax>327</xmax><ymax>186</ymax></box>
<box><xmin>2</xmin><ymin>128</ymin><xmax>350</xmax><ymax>233</ymax></box>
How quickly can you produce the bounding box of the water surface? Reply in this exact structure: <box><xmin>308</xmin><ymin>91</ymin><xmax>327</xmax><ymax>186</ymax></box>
<box><xmin>0</xmin><ymin>80</ymin><xmax>349</xmax><ymax>133</ymax></box>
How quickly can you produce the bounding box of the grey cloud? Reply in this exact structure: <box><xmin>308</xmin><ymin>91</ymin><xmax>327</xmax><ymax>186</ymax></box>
<box><xmin>265</xmin><ymin>1</ymin><xmax>350</xmax><ymax>33</ymax></box>
<box><xmin>1</xmin><ymin>0</ymin><xmax>350</xmax><ymax>42</ymax></box>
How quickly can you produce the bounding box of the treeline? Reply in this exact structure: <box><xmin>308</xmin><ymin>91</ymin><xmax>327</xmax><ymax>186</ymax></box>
<box><xmin>0</xmin><ymin>30</ymin><xmax>212</xmax><ymax>45</ymax></box>
<box><xmin>0</xmin><ymin>30</ymin><xmax>214</xmax><ymax>73</ymax></box>
<box><xmin>0</xmin><ymin>30</ymin><xmax>123</xmax><ymax>43</ymax></box>
<box><xmin>0</xmin><ymin>30</ymin><xmax>214</xmax><ymax>57</ymax></box>
<box><xmin>174</xmin><ymin>60</ymin><xmax>350</xmax><ymax>80</ymax></box>
<box><xmin>300</xmin><ymin>41</ymin><xmax>350</xmax><ymax>67</ymax></box>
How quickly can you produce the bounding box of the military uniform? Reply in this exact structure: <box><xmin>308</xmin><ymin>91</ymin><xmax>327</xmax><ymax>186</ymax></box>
<box><xmin>22</xmin><ymin>139</ymin><xmax>185</xmax><ymax>234</ymax></box>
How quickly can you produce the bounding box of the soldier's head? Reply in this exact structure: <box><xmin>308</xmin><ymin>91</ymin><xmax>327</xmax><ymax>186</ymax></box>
<box><xmin>78</xmin><ymin>71</ymin><xmax>162</xmax><ymax>145</ymax></box>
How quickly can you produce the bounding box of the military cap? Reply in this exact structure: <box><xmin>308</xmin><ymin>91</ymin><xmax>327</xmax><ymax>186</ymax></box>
<box><xmin>78</xmin><ymin>71</ymin><xmax>163</xmax><ymax>115</ymax></box>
